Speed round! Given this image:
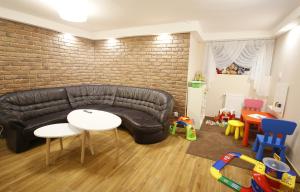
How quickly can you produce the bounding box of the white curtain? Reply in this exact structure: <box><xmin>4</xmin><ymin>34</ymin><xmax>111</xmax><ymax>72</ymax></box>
<box><xmin>203</xmin><ymin>39</ymin><xmax>274</xmax><ymax>96</ymax></box>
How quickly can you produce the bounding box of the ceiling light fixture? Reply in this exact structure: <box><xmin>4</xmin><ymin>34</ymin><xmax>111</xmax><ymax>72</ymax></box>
<box><xmin>278</xmin><ymin>22</ymin><xmax>298</xmax><ymax>34</ymax></box>
<box><xmin>61</xmin><ymin>33</ymin><xmax>75</xmax><ymax>41</ymax></box>
<box><xmin>157</xmin><ymin>33</ymin><xmax>172</xmax><ymax>43</ymax></box>
<box><xmin>106</xmin><ymin>38</ymin><xmax>118</xmax><ymax>47</ymax></box>
<box><xmin>41</xmin><ymin>0</ymin><xmax>89</xmax><ymax>22</ymax></box>
<box><xmin>278</xmin><ymin>17</ymin><xmax>300</xmax><ymax>35</ymax></box>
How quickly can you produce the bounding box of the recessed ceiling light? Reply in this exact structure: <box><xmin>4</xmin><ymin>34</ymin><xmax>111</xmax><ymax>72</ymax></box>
<box><xmin>157</xmin><ymin>33</ymin><xmax>172</xmax><ymax>43</ymax></box>
<box><xmin>106</xmin><ymin>38</ymin><xmax>118</xmax><ymax>47</ymax></box>
<box><xmin>61</xmin><ymin>33</ymin><xmax>75</xmax><ymax>41</ymax></box>
<box><xmin>41</xmin><ymin>0</ymin><xmax>89</xmax><ymax>22</ymax></box>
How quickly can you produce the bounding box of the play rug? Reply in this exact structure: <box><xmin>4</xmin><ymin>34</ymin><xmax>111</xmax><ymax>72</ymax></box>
<box><xmin>186</xmin><ymin>117</ymin><xmax>300</xmax><ymax>183</ymax></box>
<box><xmin>186</xmin><ymin>117</ymin><xmax>256</xmax><ymax>169</ymax></box>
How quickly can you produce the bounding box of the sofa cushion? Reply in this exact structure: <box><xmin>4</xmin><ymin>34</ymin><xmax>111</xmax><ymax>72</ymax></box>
<box><xmin>103</xmin><ymin>107</ymin><xmax>163</xmax><ymax>133</ymax></box>
<box><xmin>114</xmin><ymin>86</ymin><xmax>171</xmax><ymax>122</ymax></box>
<box><xmin>66</xmin><ymin>85</ymin><xmax>117</xmax><ymax>109</ymax></box>
<box><xmin>74</xmin><ymin>104</ymin><xmax>111</xmax><ymax>111</ymax></box>
<box><xmin>23</xmin><ymin>110</ymin><xmax>71</xmax><ymax>136</ymax></box>
<box><xmin>0</xmin><ymin>87</ymin><xmax>71</xmax><ymax>121</ymax></box>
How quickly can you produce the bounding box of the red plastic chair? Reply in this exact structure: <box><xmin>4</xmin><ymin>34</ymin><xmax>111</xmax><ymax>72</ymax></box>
<box><xmin>242</xmin><ymin>98</ymin><xmax>264</xmax><ymax>132</ymax></box>
<box><xmin>244</xmin><ymin>99</ymin><xmax>264</xmax><ymax>111</ymax></box>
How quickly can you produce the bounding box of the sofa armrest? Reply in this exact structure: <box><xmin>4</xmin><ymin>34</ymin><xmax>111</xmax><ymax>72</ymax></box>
<box><xmin>159</xmin><ymin>98</ymin><xmax>174</xmax><ymax>124</ymax></box>
<box><xmin>0</xmin><ymin>111</ymin><xmax>28</xmax><ymax>152</ymax></box>
<box><xmin>0</xmin><ymin>111</ymin><xmax>26</xmax><ymax>136</ymax></box>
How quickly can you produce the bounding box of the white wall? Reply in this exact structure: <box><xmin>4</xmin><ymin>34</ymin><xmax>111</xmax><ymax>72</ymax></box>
<box><xmin>205</xmin><ymin>75</ymin><xmax>252</xmax><ymax>116</ymax></box>
<box><xmin>268</xmin><ymin>26</ymin><xmax>300</xmax><ymax>171</ymax></box>
<box><xmin>186</xmin><ymin>31</ymin><xmax>204</xmax><ymax>115</ymax></box>
<box><xmin>186</xmin><ymin>32</ymin><xmax>205</xmax><ymax>128</ymax></box>
<box><xmin>205</xmin><ymin>74</ymin><xmax>269</xmax><ymax>117</ymax></box>
<box><xmin>187</xmin><ymin>32</ymin><xmax>204</xmax><ymax>81</ymax></box>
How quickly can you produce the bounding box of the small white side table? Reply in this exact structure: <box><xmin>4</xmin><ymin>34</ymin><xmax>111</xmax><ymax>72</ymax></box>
<box><xmin>67</xmin><ymin>109</ymin><xmax>122</xmax><ymax>164</ymax></box>
<box><xmin>34</xmin><ymin>123</ymin><xmax>82</xmax><ymax>166</ymax></box>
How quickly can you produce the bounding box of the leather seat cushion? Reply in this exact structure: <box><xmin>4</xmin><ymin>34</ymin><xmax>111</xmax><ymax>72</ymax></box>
<box><xmin>23</xmin><ymin>110</ymin><xmax>71</xmax><ymax>135</ymax></box>
<box><xmin>114</xmin><ymin>86</ymin><xmax>169</xmax><ymax>122</ymax></box>
<box><xmin>74</xmin><ymin>104</ymin><xmax>111</xmax><ymax>111</ymax></box>
<box><xmin>103</xmin><ymin>107</ymin><xmax>163</xmax><ymax>133</ymax></box>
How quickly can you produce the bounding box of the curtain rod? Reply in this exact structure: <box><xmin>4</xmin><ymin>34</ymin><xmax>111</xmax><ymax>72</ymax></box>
<box><xmin>205</xmin><ymin>38</ymin><xmax>274</xmax><ymax>43</ymax></box>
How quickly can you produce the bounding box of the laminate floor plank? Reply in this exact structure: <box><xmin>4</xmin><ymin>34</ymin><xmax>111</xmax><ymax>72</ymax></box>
<box><xmin>0</xmin><ymin>130</ymin><xmax>299</xmax><ymax>192</ymax></box>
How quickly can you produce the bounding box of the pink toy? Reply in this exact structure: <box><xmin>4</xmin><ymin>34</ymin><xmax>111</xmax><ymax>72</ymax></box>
<box><xmin>244</xmin><ymin>99</ymin><xmax>264</xmax><ymax>111</ymax></box>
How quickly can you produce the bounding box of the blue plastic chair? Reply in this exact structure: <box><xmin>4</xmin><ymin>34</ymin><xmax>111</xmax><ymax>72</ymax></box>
<box><xmin>252</xmin><ymin>118</ymin><xmax>297</xmax><ymax>162</ymax></box>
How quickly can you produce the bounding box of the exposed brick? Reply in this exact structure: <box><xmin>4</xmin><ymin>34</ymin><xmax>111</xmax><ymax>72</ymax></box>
<box><xmin>0</xmin><ymin>18</ymin><xmax>189</xmax><ymax>115</ymax></box>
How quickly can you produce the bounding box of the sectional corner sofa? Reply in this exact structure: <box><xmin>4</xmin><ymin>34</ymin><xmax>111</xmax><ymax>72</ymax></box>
<box><xmin>0</xmin><ymin>84</ymin><xmax>174</xmax><ymax>153</ymax></box>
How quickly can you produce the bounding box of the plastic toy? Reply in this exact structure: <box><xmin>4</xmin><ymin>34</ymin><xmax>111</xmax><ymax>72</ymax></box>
<box><xmin>206</xmin><ymin>119</ymin><xmax>227</xmax><ymax>127</ymax></box>
<box><xmin>225</xmin><ymin>120</ymin><xmax>245</xmax><ymax>140</ymax></box>
<box><xmin>206</xmin><ymin>119</ymin><xmax>217</xmax><ymax>126</ymax></box>
<box><xmin>214</xmin><ymin>108</ymin><xmax>236</xmax><ymax>123</ymax></box>
<box><xmin>169</xmin><ymin>116</ymin><xmax>196</xmax><ymax>141</ymax></box>
<box><xmin>210</xmin><ymin>152</ymin><xmax>296</xmax><ymax>192</ymax></box>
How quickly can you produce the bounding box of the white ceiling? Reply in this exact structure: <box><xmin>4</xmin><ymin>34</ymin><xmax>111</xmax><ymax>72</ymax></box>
<box><xmin>0</xmin><ymin>0</ymin><xmax>299</xmax><ymax>39</ymax></box>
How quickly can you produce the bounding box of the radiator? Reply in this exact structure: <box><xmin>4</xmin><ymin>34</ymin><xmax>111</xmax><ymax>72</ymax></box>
<box><xmin>224</xmin><ymin>93</ymin><xmax>244</xmax><ymax>117</ymax></box>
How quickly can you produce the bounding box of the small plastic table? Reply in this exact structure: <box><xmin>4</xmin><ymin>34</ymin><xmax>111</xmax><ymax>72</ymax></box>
<box><xmin>34</xmin><ymin>123</ymin><xmax>82</xmax><ymax>166</ymax></box>
<box><xmin>241</xmin><ymin>110</ymin><xmax>274</xmax><ymax>146</ymax></box>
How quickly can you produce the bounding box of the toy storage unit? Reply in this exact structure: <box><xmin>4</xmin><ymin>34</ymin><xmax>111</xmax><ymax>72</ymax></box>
<box><xmin>187</xmin><ymin>84</ymin><xmax>206</xmax><ymax>130</ymax></box>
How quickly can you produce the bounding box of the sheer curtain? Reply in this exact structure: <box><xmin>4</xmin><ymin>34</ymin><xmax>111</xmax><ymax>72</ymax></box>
<box><xmin>203</xmin><ymin>39</ymin><xmax>274</xmax><ymax>96</ymax></box>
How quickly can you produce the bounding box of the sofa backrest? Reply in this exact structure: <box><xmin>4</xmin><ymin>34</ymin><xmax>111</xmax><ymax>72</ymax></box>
<box><xmin>0</xmin><ymin>88</ymin><xmax>71</xmax><ymax>121</ymax></box>
<box><xmin>0</xmin><ymin>85</ymin><xmax>174</xmax><ymax>123</ymax></box>
<box><xmin>114</xmin><ymin>86</ymin><xmax>173</xmax><ymax>122</ymax></box>
<box><xmin>66</xmin><ymin>85</ymin><xmax>117</xmax><ymax>108</ymax></box>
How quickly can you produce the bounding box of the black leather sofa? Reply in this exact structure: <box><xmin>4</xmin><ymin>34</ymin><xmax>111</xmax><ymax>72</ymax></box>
<box><xmin>0</xmin><ymin>85</ymin><xmax>174</xmax><ymax>153</ymax></box>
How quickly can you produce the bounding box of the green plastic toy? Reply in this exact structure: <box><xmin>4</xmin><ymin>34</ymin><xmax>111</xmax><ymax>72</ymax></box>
<box><xmin>169</xmin><ymin>116</ymin><xmax>197</xmax><ymax>141</ymax></box>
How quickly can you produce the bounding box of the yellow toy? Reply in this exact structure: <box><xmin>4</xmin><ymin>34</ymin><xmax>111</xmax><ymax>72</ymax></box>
<box><xmin>211</xmin><ymin>152</ymin><xmax>296</xmax><ymax>192</ymax></box>
<box><xmin>225</xmin><ymin>120</ymin><xmax>245</xmax><ymax>140</ymax></box>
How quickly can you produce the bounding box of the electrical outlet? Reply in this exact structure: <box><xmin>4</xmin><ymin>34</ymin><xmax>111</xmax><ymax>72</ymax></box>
<box><xmin>173</xmin><ymin>111</ymin><xmax>179</xmax><ymax>117</ymax></box>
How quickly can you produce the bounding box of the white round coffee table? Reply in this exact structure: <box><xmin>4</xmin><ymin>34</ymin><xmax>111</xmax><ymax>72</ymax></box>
<box><xmin>67</xmin><ymin>109</ymin><xmax>122</xmax><ymax>163</ymax></box>
<box><xmin>34</xmin><ymin>123</ymin><xmax>82</xmax><ymax>166</ymax></box>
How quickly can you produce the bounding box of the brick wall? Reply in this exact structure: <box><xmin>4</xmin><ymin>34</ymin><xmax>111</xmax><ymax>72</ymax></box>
<box><xmin>0</xmin><ymin>19</ymin><xmax>189</xmax><ymax>114</ymax></box>
<box><xmin>94</xmin><ymin>35</ymin><xmax>189</xmax><ymax>114</ymax></box>
<box><xmin>0</xmin><ymin>19</ymin><xmax>95</xmax><ymax>93</ymax></box>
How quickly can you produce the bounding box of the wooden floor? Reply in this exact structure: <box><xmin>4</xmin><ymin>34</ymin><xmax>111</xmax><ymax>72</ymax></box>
<box><xmin>0</xmin><ymin>130</ymin><xmax>299</xmax><ymax>192</ymax></box>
